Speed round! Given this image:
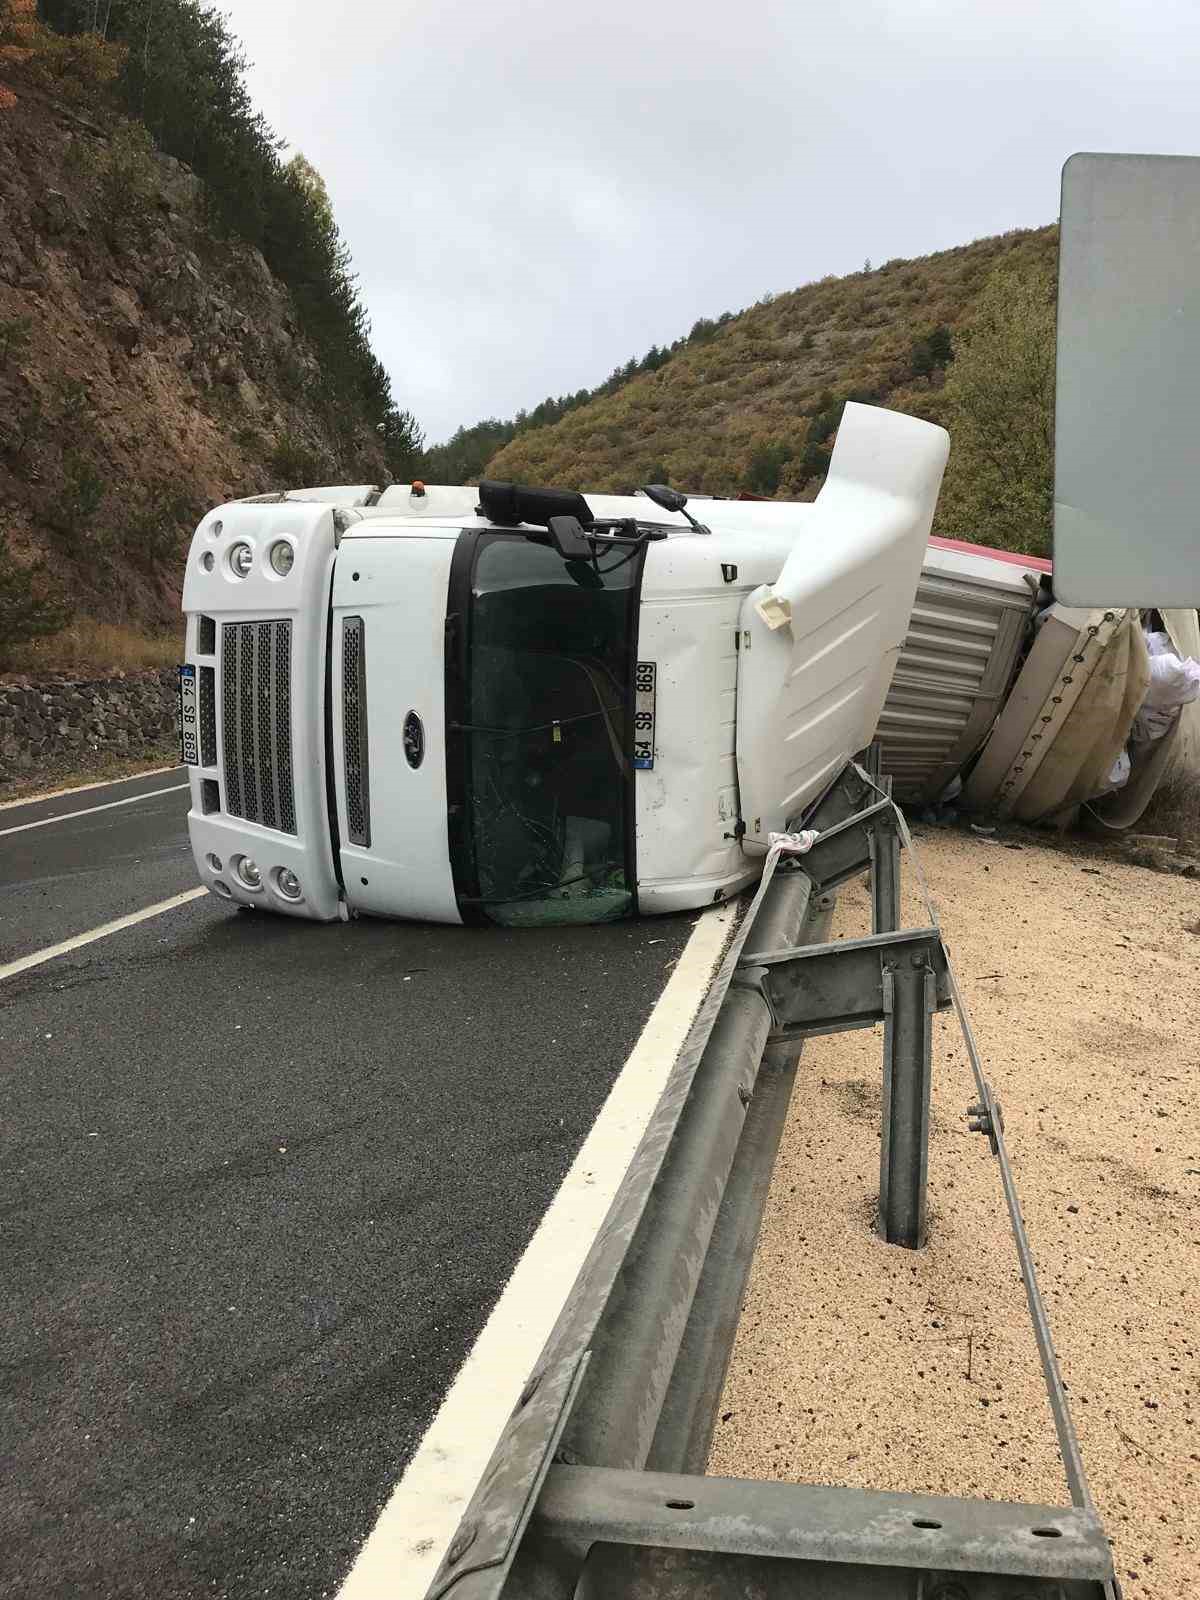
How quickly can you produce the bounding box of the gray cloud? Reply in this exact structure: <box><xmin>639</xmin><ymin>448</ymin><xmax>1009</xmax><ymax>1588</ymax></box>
<box><xmin>224</xmin><ymin>0</ymin><xmax>1200</xmax><ymax>441</ymax></box>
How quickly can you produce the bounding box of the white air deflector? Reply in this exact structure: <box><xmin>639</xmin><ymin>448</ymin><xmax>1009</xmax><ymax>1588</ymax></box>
<box><xmin>341</xmin><ymin>616</ymin><xmax>371</xmax><ymax>847</ymax></box>
<box><xmin>219</xmin><ymin>619</ymin><xmax>296</xmax><ymax>833</ymax></box>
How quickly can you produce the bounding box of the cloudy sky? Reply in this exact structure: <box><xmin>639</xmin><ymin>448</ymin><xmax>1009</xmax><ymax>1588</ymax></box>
<box><xmin>223</xmin><ymin>0</ymin><xmax>1200</xmax><ymax>445</ymax></box>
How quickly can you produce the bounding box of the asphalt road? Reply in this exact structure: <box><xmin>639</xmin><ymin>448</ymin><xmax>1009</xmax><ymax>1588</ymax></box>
<box><xmin>0</xmin><ymin>770</ymin><xmax>696</xmax><ymax>1599</ymax></box>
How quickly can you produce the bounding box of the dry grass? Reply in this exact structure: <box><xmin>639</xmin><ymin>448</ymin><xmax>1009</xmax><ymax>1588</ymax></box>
<box><xmin>1135</xmin><ymin>773</ymin><xmax>1200</xmax><ymax>851</ymax></box>
<box><xmin>1</xmin><ymin>619</ymin><xmax>182</xmax><ymax>678</ymax></box>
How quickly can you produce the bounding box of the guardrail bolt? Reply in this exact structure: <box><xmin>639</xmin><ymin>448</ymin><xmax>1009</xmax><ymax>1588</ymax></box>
<box><xmin>966</xmin><ymin>1096</ymin><xmax>1003</xmax><ymax>1156</ymax></box>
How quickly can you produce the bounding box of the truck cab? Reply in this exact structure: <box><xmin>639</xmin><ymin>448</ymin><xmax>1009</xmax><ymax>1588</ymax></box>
<box><xmin>179</xmin><ymin>403</ymin><xmax>949</xmax><ymax>925</ymax></box>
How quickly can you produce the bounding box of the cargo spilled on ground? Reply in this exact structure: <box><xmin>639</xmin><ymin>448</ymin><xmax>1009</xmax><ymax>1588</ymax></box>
<box><xmin>711</xmin><ymin>825</ymin><xmax>1199</xmax><ymax>1600</ymax></box>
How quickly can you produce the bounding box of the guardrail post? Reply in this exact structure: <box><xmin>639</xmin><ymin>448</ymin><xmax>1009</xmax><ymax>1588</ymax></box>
<box><xmin>868</xmin><ymin>821</ymin><xmax>900</xmax><ymax>935</ymax></box>
<box><xmin>878</xmin><ymin>948</ymin><xmax>936</xmax><ymax>1248</ymax></box>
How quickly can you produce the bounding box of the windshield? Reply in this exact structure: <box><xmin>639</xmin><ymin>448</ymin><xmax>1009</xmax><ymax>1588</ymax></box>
<box><xmin>457</xmin><ymin>534</ymin><xmax>641</xmax><ymax>927</ymax></box>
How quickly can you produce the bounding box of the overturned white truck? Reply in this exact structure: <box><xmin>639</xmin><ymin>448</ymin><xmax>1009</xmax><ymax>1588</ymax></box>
<box><xmin>179</xmin><ymin>402</ymin><xmax>952</xmax><ymax>924</ymax></box>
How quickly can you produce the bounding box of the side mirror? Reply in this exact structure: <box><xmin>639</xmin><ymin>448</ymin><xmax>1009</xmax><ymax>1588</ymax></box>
<box><xmin>547</xmin><ymin>514</ymin><xmax>594</xmax><ymax>561</ymax></box>
<box><xmin>642</xmin><ymin>483</ymin><xmax>688</xmax><ymax>514</ymax></box>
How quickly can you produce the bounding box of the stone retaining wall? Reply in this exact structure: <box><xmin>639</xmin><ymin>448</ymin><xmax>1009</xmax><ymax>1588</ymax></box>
<box><xmin>0</xmin><ymin>669</ymin><xmax>177</xmax><ymax>785</ymax></box>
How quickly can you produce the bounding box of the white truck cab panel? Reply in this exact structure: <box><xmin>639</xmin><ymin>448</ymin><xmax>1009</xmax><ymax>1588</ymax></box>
<box><xmin>633</xmin><ymin>526</ymin><xmax>793</xmax><ymax>914</ymax></box>
<box><xmin>331</xmin><ymin>527</ymin><xmax>461</xmax><ymax>924</ymax></box>
<box><xmin>180</xmin><ymin>498</ymin><xmax>342</xmax><ymax>919</ymax></box>
<box><xmin>735</xmin><ymin>406</ymin><xmax>950</xmax><ymax>844</ymax></box>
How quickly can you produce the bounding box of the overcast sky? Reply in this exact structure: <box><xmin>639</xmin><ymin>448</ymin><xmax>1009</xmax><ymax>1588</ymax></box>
<box><xmin>223</xmin><ymin>0</ymin><xmax>1200</xmax><ymax>444</ymax></box>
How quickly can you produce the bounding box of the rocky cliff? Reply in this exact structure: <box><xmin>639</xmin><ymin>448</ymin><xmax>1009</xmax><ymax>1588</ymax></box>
<box><xmin>0</xmin><ymin>88</ymin><xmax>390</xmax><ymax>644</ymax></box>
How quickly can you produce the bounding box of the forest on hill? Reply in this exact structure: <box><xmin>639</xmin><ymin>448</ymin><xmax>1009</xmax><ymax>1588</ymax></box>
<box><xmin>427</xmin><ymin>226</ymin><xmax>1058</xmax><ymax>557</ymax></box>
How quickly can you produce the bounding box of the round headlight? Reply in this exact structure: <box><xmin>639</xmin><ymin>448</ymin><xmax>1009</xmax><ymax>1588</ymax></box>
<box><xmin>269</xmin><ymin>540</ymin><xmax>295</xmax><ymax>577</ymax></box>
<box><xmin>229</xmin><ymin>541</ymin><xmax>254</xmax><ymax>578</ymax></box>
<box><xmin>235</xmin><ymin>856</ymin><xmax>262</xmax><ymax>890</ymax></box>
<box><xmin>275</xmin><ymin>867</ymin><xmax>303</xmax><ymax>901</ymax></box>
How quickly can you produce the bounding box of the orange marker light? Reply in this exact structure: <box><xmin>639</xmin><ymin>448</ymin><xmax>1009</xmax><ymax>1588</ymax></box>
<box><xmin>411</xmin><ymin>480</ymin><xmax>426</xmax><ymax>497</ymax></box>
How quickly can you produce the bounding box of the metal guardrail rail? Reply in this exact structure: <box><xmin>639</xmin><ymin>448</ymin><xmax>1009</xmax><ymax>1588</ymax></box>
<box><xmin>423</xmin><ymin>754</ymin><xmax>1118</xmax><ymax>1600</ymax></box>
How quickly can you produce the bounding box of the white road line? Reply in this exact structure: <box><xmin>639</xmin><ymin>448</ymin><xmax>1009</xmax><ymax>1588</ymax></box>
<box><xmin>0</xmin><ymin>783</ymin><xmax>189</xmax><ymax>839</ymax></box>
<box><xmin>336</xmin><ymin>900</ymin><xmax>738</xmax><ymax>1600</ymax></box>
<box><xmin>0</xmin><ymin>763</ymin><xmax>182</xmax><ymax>811</ymax></box>
<box><xmin>0</xmin><ymin>887</ymin><xmax>209</xmax><ymax>983</ymax></box>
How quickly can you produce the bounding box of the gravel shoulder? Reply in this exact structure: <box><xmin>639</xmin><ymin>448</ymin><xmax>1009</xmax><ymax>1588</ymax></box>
<box><xmin>0</xmin><ymin>742</ymin><xmax>180</xmax><ymax>805</ymax></box>
<box><xmin>709</xmin><ymin>826</ymin><xmax>1199</xmax><ymax>1600</ymax></box>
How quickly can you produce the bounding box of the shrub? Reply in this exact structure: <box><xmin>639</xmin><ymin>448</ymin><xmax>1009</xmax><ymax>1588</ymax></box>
<box><xmin>57</xmin><ymin>378</ymin><xmax>90</xmax><ymax>425</ymax></box>
<box><xmin>0</xmin><ymin>314</ymin><xmax>32</xmax><ymax>364</ymax></box>
<box><xmin>0</xmin><ymin>0</ymin><xmax>125</xmax><ymax>107</ymax></box>
<box><xmin>910</xmin><ymin>324</ymin><xmax>954</xmax><ymax>378</ymax></box>
<box><xmin>94</xmin><ymin>121</ymin><xmax>160</xmax><ymax>246</ymax></box>
<box><xmin>0</xmin><ymin>536</ymin><xmax>68</xmax><ymax>665</ymax></box>
<box><xmin>118</xmin><ymin>487</ymin><xmax>199</xmax><ymax>568</ymax></box>
<box><xmin>267</xmin><ymin>431</ymin><xmax>325</xmax><ymax>485</ymax></box>
<box><xmin>745</xmin><ymin>439</ymin><xmax>793</xmax><ymax>496</ymax></box>
<box><xmin>51</xmin><ymin>450</ymin><xmax>105</xmax><ymax>537</ymax></box>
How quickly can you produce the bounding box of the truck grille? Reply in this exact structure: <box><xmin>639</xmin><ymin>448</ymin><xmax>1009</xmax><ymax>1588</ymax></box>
<box><xmin>341</xmin><ymin>616</ymin><xmax>370</xmax><ymax>846</ymax></box>
<box><xmin>220</xmin><ymin>620</ymin><xmax>296</xmax><ymax>833</ymax></box>
<box><xmin>198</xmin><ymin>665</ymin><xmax>217</xmax><ymax>768</ymax></box>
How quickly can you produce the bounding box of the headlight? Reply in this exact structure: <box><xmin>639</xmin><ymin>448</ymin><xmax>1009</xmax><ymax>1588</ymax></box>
<box><xmin>274</xmin><ymin>867</ymin><xmax>303</xmax><ymax>901</ymax></box>
<box><xmin>234</xmin><ymin>856</ymin><xmax>263</xmax><ymax>890</ymax></box>
<box><xmin>269</xmin><ymin>540</ymin><xmax>295</xmax><ymax>577</ymax></box>
<box><xmin>229</xmin><ymin>541</ymin><xmax>254</xmax><ymax>578</ymax></box>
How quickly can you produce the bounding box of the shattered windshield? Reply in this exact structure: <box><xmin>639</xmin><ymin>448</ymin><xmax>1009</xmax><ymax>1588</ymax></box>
<box><xmin>463</xmin><ymin>535</ymin><xmax>640</xmax><ymax>927</ymax></box>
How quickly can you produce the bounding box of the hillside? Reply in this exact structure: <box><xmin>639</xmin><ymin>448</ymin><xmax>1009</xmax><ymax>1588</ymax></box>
<box><xmin>0</xmin><ymin>2</ymin><xmax>420</xmax><ymax>670</ymax></box>
<box><xmin>476</xmin><ymin>226</ymin><xmax>1058</xmax><ymax>540</ymax></box>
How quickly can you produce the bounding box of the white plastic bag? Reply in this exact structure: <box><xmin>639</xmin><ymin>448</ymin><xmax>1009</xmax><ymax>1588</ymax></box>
<box><xmin>767</xmin><ymin>829</ymin><xmax>819</xmax><ymax>855</ymax></box>
<box><xmin>1132</xmin><ymin>631</ymin><xmax>1200</xmax><ymax>743</ymax></box>
<box><xmin>1105</xmin><ymin>747</ymin><xmax>1132</xmax><ymax>790</ymax></box>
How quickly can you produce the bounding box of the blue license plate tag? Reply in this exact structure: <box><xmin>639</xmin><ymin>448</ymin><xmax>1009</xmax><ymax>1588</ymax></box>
<box><xmin>633</xmin><ymin>661</ymin><xmax>656</xmax><ymax>770</ymax></box>
<box><xmin>178</xmin><ymin>664</ymin><xmax>199</xmax><ymax>766</ymax></box>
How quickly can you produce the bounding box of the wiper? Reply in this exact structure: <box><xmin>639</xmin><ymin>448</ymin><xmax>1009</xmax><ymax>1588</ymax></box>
<box><xmin>449</xmin><ymin>709</ymin><xmax>609</xmax><ymax>738</ymax></box>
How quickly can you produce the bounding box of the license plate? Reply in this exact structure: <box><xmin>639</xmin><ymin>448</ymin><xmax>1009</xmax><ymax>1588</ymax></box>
<box><xmin>633</xmin><ymin>660</ymin><xmax>656</xmax><ymax>770</ymax></box>
<box><xmin>178</xmin><ymin>664</ymin><xmax>199</xmax><ymax>766</ymax></box>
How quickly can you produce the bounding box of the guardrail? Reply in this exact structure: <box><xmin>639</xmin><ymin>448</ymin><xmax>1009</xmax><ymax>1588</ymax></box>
<box><xmin>422</xmin><ymin>755</ymin><xmax>1118</xmax><ymax>1600</ymax></box>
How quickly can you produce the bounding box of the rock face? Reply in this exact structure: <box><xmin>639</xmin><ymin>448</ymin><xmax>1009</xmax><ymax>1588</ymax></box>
<box><xmin>0</xmin><ymin>91</ymin><xmax>389</xmax><ymax>629</ymax></box>
<box><xmin>0</xmin><ymin>668</ymin><xmax>178</xmax><ymax>784</ymax></box>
